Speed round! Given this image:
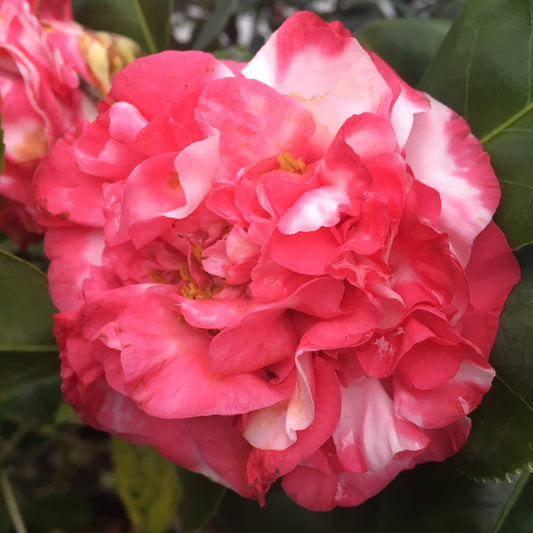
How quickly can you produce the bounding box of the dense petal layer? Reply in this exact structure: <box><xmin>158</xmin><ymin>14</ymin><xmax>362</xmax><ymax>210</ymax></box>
<box><xmin>34</xmin><ymin>11</ymin><xmax>519</xmax><ymax>514</ymax></box>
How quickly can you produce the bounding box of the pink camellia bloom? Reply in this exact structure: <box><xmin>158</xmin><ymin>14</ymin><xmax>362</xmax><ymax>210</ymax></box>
<box><xmin>0</xmin><ymin>0</ymin><xmax>139</xmax><ymax>246</ymax></box>
<box><xmin>35</xmin><ymin>12</ymin><xmax>519</xmax><ymax>511</ymax></box>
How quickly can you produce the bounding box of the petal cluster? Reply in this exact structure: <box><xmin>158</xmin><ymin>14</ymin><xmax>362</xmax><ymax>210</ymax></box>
<box><xmin>0</xmin><ymin>0</ymin><xmax>139</xmax><ymax>246</ymax></box>
<box><xmin>36</xmin><ymin>12</ymin><xmax>519</xmax><ymax>511</ymax></box>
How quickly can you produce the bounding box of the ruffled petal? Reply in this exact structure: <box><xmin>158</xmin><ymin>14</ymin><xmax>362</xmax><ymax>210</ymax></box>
<box><xmin>242</xmin><ymin>12</ymin><xmax>392</xmax><ymax>136</ymax></box>
<box><xmin>405</xmin><ymin>98</ymin><xmax>501</xmax><ymax>266</ymax></box>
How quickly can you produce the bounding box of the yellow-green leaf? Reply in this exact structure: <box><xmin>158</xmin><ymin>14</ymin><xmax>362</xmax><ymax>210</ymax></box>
<box><xmin>111</xmin><ymin>438</ymin><xmax>181</xmax><ymax>533</ymax></box>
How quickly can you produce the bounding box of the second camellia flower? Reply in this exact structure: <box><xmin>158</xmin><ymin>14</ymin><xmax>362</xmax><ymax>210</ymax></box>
<box><xmin>0</xmin><ymin>0</ymin><xmax>139</xmax><ymax>245</ymax></box>
<box><xmin>35</xmin><ymin>12</ymin><xmax>519</xmax><ymax>511</ymax></box>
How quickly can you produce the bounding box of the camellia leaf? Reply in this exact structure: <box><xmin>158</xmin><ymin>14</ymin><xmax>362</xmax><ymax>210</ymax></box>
<box><xmin>375</xmin><ymin>464</ymin><xmax>532</xmax><ymax>533</ymax></box>
<box><xmin>357</xmin><ymin>18</ymin><xmax>452</xmax><ymax>87</ymax></box>
<box><xmin>214</xmin><ymin>483</ymin><xmax>380</xmax><ymax>533</ymax></box>
<box><xmin>419</xmin><ymin>0</ymin><xmax>533</xmax><ymax>247</ymax></box>
<box><xmin>0</xmin><ymin>251</ymin><xmax>58</xmax><ymax>392</ymax></box>
<box><xmin>215</xmin><ymin>467</ymin><xmax>532</xmax><ymax>533</ymax></box>
<box><xmin>72</xmin><ymin>0</ymin><xmax>174</xmax><ymax>53</ymax></box>
<box><xmin>452</xmin><ymin>245</ymin><xmax>533</xmax><ymax>480</ymax></box>
<box><xmin>110</xmin><ymin>438</ymin><xmax>181</xmax><ymax>533</ymax></box>
<box><xmin>176</xmin><ymin>467</ymin><xmax>226</xmax><ymax>532</ymax></box>
<box><xmin>192</xmin><ymin>0</ymin><xmax>238</xmax><ymax>51</ymax></box>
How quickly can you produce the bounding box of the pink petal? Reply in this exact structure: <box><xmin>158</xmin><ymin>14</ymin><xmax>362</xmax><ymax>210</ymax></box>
<box><xmin>118</xmin><ymin>134</ymin><xmax>220</xmax><ymax>246</ymax></box>
<box><xmin>108</xmin><ymin>102</ymin><xmax>148</xmax><ymax>144</ymax></box>
<box><xmin>458</xmin><ymin>222</ymin><xmax>520</xmax><ymax>357</ymax></box>
<box><xmin>243</xmin><ymin>352</ymin><xmax>315</xmax><ymax>450</ymax></box>
<box><xmin>109</xmin><ymin>51</ymin><xmax>234</xmax><ymax>120</ymax></box>
<box><xmin>117</xmin><ymin>287</ymin><xmax>295</xmax><ymax>418</ymax></box>
<box><xmin>208</xmin><ymin>309</ymin><xmax>298</xmax><ymax>375</ymax></box>
<box><xmin>242</xmin><ymin>12</ymin><xmax>392</xmax><ymax>136</ymax></box>
<box><xmin>333</xmin><ymin>378</ymin><xmax>429</xmax><ymax>474</ymax></box>
<box><xmin>368</xmin><ymin>51</ymin><xmax>431</xmax><ymax>150</ymax></box>
<box><xmin>282</xmin><ymin>456</ymin><xmax>415</xmax><ymax>511</ymax></box>
<box><xmin>45</xmin><ymin>227</ymin><xmax>104</xmax><ymax>312</ymax></box>
<box><xmin>60</xmin><ymin>370</ymin><xmax>253</xmax><ymax>497</ymax></box>
<box><xmin>269</xmin><ymin>226</ymin><xmax>339</xmax><ymax>275</ymax></box>
<box><xmin>278</xmin><ymin>186</ymin><xmax>349</xmax><ymax>234</ymax></box>
<box><xmin>397</xmin><ymin>340</ymin><xmax>463</xmax><ymax>390</ymax></box>
<box><xmin>404</xmin><ymin>97</ymin><xmax>501</xmax><ymax>266</ymax></box>
<box><xmin>196</xmin><ymin>77</ymin><xmax>315</xmax><ymax>176</ymax></box>
<box><xmin>247</xmin><ymin>356</ymin><xmax>341</xmax><ymax>503</ymax></box>
<box><xmin>394</xmin><ymin>359</ymin><xmax>495</xmax><ymax>428</ymax></box>
<box><xmin>415</xmin><ymin>417</ymin><xmax>471</xmax><ymax>464</ymax></box>
<box><xmin>299</xmin><ymin>290</ymin><xmax>379</xmax><ymax>351</ymax></box>
<box><xmin>35</xmin><ymin>138</ymin><xmax>107</xmax><ymax>227</ymax></box>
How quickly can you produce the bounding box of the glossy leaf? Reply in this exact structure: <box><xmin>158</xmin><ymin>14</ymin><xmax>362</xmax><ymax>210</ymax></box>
<box><xmin>491</xmin><ymin>245</ymin><xmax>533</xmax><ymax>409</ymax></box>
<box><xmin>357</xmin><ymin>18</ymin><xmax>452</xmax><ymax>86</ymax></box>
<box><xmin>193</xmin><ymin>0</ymin><xmax>238</xmax><ymax>50</ymax></box>
<box><xmin>111</xmin><ymin>438</ymin><xmax>181</xmax><ymax>533</ymax></box>
<box><xmin>452</xmin><ymin>245</ymin><xmax>533</xmax><ymax>480</ymax></box>
<box><xmin>215</xmin><ymin>466</ymin><xmax>533</xmax><ymax>533</ymax></box>
<box><xmin>0</xmin><ymin>251</ymin><xmax>58</xmax><ymax>392</ymax></box>
<box><xmin>215</xmin><ymin>484</ymin><xmax>380</xmax><ymax>533</ymax></box>
<box><xmin>0</xmin><ymin>376</ymin><xmax>61</xmax><ymax>424</ymax></box>
<box><xmin>73</xmin><ymin>0</ymin><xmax>174</xmax><ymax>53</ymax></box>
<box><xmin>419</xmin><ymin>0</ymin><xmax>533</xmax><ymax>247</ymax></box>
<box><xmin>375</xmin><ymin>464</ymin><xmax>532</xmax><ymax>533</ymax></box>
<box><xmin>176</xmin><ymin>468</ymin><xmax>226</xmax><ymax>532</ymax></box>
<box><xmin>0</xmin><ymin>251</ymin><xmax>55</xmax><ymax>347</ymax></box>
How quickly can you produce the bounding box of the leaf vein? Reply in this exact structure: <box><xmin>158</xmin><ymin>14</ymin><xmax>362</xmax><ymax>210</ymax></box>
<box><xmin>498</xmin><ymin>178</ymin><xmax>533</xmax><ymax>191</ymax></box>
<box><xmin>496</xmin><ymin>374</ymin><xmax>533</xmax><ymax>412</ymax></box>
<box><xmin>464</xmin><ymin>28</ymin><xmax>479</xmax><ymax>121</ymax></box>
<box><xmin>480</xmin><ymin>102</ymin><xmax>533</xmax><ymax>145</ymax></box>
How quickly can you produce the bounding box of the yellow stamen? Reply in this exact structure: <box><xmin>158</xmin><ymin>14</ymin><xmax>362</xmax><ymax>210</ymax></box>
<box><xmin>191</xmin><ymin>244</ymin><xmax>203</xmax><ymax>263</ymax></box>
<box><xmin>278</xmin><ymin>152</ymin><xmax>308</xmax><ymax>175</ymax></box>
<box><xmin>179</xmin><ymin>261</ymin><xmax>221</xmax><ymax>300</ymax></box>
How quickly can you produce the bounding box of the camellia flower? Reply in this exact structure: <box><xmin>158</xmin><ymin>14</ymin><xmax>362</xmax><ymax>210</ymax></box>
<box><xmin>35</xmin><ymin>12</ymin><xmax>520</xmax><ymax>511</ymax></box>
<box><xmin>0</xmin><ymin>0</ymin><xmax>139</xmax><ymax>246</ymax></box>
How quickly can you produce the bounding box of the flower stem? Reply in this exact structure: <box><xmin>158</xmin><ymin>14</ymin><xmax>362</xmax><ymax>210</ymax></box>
<box><xmin>492</xmin><ymin>470</ymin><xmax>531</xmax><ymax>533</ymax></box>
<box><xmin>0</xmin><ymin>467</ymin><xmax>28</xmax><ymax>533</ymax></box>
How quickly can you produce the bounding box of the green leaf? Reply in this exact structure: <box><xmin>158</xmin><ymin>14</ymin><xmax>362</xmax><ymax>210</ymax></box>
<box><xmin>419</xmin><ymin>0</ymin><xmax>533</xmax><ymax>247</ymax></box>
<box><xmin>211</xmin><ymin>467</ymin><xmax>533</xmax><ymax>533</ymax></box>
<box><xmin>0</xmin><ymin>352</ymin><xmax>59</xmax><ymax>394</ymax></box>
<box><xmin>0</xmin><ymin>251</ymin><xmax>55</xmax><ymax>347</ymax></box>
<box><xmin>73</xmin><ymin>0</ymin><xmax>175</xmax><ymax>53</ymax></box>
<box><xmin>0</xmin><ymin>376</ymin><xmax>61</xmax><ymax>424</ymax></box>
<box><xmin>215</xmin><ymin>484</ymin><xmax>380</xmax><ymax>533</ymax></box>
<box><xmin>375</xmin><ymin>464</ymin><xmax>532</xmax><ymax>533</ymax></box>
<box><xmin>491</xmin><ymin>245</ymin><xmax>533</xmax><ymax>409</ymax></box>
<box><xmin>357</xmin><ymin>18</ymin><xmax>452</xmax><ymax>87</ymax></box>
<box><xmin>0</xmin><ymin>251</ymin><xmax>58</xmax><ymax>392</ymax></box>
<box><xmin>111</xmin><ymin>438</ymin><xmax>181</xmax><ymax>533</ymax></box>
<box><xmin>176</xmin><ymin>468</ymin><xmax>226</xmax><ymax>532</ymax></box>
<box><xmin>452</xmin><ymin>245</ymin><xmax>533</xmax><ymax>480</ymax></box>
<box><xmin>498</xmin><ymin>471</ymin><xmax>533</xmax><ymax>533</ymax></box>
<box><xmin>193</xmin><ymin>0</ymin><xmax>238</xmax><ymax>50</ymax></box>
<box><xmin>23</xmin><ymin>491</ymin><xmax>93</xmax><ymax>531</ymax></box>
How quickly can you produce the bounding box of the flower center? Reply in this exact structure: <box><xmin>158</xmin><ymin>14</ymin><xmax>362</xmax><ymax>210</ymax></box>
<box><xmin>278</xmin><ymin>152</ymin><xmax>308</xmax><ymax>175</ymax></box>
<box><xmin>179</xmin><ymin>262</ymin><xmax>221</xmax><ymax>300</ymax></box>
